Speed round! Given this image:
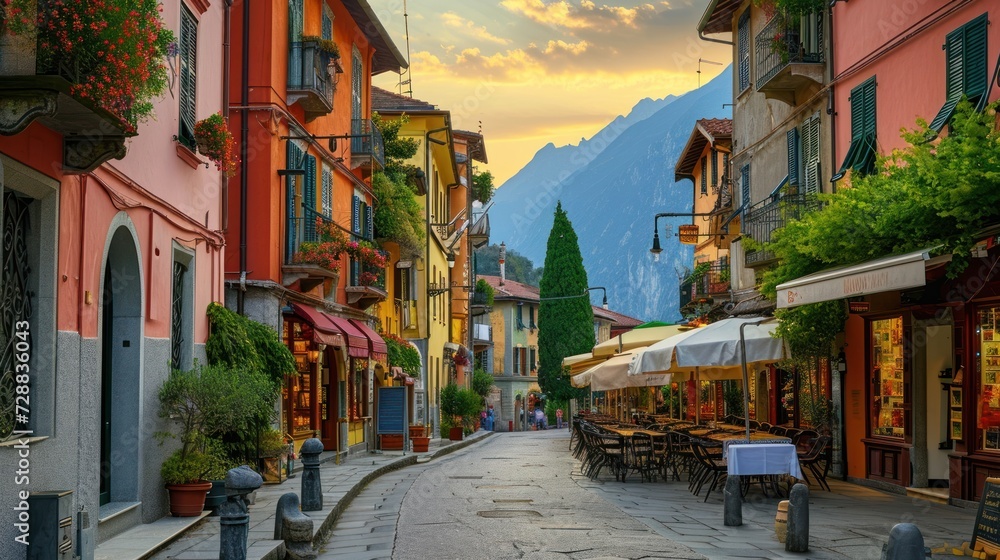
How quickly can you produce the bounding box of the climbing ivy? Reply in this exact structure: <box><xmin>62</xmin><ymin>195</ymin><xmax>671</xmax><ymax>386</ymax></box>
<box><xmin>205</xmin><ymin>302</ymin><xmax>296</xmax><ymax>388</ymax></box>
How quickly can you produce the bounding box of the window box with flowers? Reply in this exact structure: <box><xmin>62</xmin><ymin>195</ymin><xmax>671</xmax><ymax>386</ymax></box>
<box><xmin>0</xmin><ymin>0</ymin><xmax>173</xmax><ymax>172</ymax></box>
<box><xmin>283</xmin><ymin>219</ymin><xmax>348</xmax><ymax>290</ymax></box>
<box><xmin>194</xmin><ymin>113</ymin><xmax>239</xmax><ymax>176</ymax></box>
<box><xmin>345</xmin><ymin>241</ymin><xmax>389</xmax><ymax>309</ymax></box>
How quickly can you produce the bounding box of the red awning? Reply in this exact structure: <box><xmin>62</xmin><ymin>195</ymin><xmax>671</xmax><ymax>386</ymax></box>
<box><xmin>322</xmin><ymin>313</ymin><xmax>369</xmax><ymax>358</ymax></box>
<box><xmin>290</xmin><ymin>303</ymin><xmax>346</xmax><ymax>348</ymax></box>
<box><xmin>349</xmin><ymin>319</ymin><xmax>388</xmax><ymax>360</ymax></box>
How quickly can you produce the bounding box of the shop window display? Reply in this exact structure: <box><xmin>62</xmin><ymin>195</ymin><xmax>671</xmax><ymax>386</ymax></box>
<box><xmin>979</xmin><ymin>306</ymin><xmax>1000</xmax><ymax>450</ymax></box>
<box><xmin>871</xmin><ymin>317</ymin><xmax>904</xmax><ymax>438</ymax></box>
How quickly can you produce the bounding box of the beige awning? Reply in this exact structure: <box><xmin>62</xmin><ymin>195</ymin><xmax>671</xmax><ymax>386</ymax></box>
<box><xmin>591</xmin><ymin>325</ymin><xmax>689</xmax><ymax>357</ymax></box>
<box><xmin>562</xmin><ymin>352</ymin><xmax>606</xmax><ymax>375</ymax></box>
<box><xmin>776</xmin><ymin>248</ymin><xmax>942</xmax><ymax>309</ymax></box>
<box><xmin>572</xmin><ymin>353</ymin><xmax>672</xmax><ymax>391</ymax></box>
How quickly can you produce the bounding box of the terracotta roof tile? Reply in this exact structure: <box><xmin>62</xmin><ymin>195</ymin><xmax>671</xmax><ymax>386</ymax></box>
<box><xmin>698</xmin><ymin>118</ymin><xmax>733</xmax><ymax>138</ymax></box>
<box><xmin>597</xmin><ymin>308</ymin><xmax>644</xmax><ymax>327</ymax></box>
<box><xmin>478</xmin><ymin>275</ymin><xmax>539</xmax><ymax>302</ymax></box>
<box><xmin>372</xmin><ymin>86</ymin><xmax>437</xmax><ymax>112</ymax></box>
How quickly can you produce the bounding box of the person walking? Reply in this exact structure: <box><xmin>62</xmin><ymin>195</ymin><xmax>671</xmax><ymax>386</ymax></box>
<box><xmin>556</xmin><ymin>408</ymin><xmax>564</xmax><ymax>429</ymax></box>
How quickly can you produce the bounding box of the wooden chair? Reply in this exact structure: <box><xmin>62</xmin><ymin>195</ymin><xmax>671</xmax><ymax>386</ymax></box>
<box><xmin>691</xmin><ymin>442</ymin><xmax>728</xmax><ymax>502</ymax></box>
<box><xmin>798</xmin><ymin>435</ymin><xmax>832</xmax><ymax>491</ymax></box>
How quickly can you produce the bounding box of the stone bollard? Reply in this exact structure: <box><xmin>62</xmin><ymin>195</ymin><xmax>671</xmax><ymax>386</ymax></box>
<box><xmin>880</xmin><ymin>523</ymin><xmax>926</xmax><ymax>560</ymax></box>
<box><xmin>300</xmin><ymin>438</ymin><xmax>324</xmax><ymax>511</ymax></box>
<box><xmin>219</xmin><ymin>466</ymin><xmax>263</xmax><ymax>560</ymax></box>
<box><xmin>724</xmin><ymin>475</ymin><xmax>742</xmax><ymax>526</ymax></box>
<box><xmin>786</xmin><ymin>483</ymin><xmax>809</xmax><ymax>553</ymax></box>
<box><xmin>274</xmin><ymin>493</ymin><xmax>316</xmax><ymax>560</ymax></box>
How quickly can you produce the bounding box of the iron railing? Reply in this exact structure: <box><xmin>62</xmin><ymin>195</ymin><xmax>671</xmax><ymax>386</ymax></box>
<box><xmin>287</xmin><ymin>41</ymin><xmax>334</xmax><ymax>112</ymax></box>
<box><xmin>754</xmin><ymin>11</ymin><xmax>824</xmax><ymax>89</ymax></box>
<box><xmin>691</xmin><ymin>259</ymin><xmax>731</xmax><ymax>298</ymax></box>
<box><xmin>351</xmin><ymin>118</ymin><xmax>386</xmax><ymax>168</ymax></box>
<box><xmin>743</xmin><ymin>194</ymin><xmax>815</xmax><ymax>266</ymax></box>
<box><xmin>286</xmin><ymin>205</ymin><xmax>334</xmax><ymax>265</ymax></box>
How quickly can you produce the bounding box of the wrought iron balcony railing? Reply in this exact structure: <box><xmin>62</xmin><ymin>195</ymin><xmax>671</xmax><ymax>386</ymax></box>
<box><xmin>754</xmin><ymin>11</ymin><xmax>825</xmax><ymax>94</ymax></box>
<box><xmin>743</xmin><ymin>194</ymin><xmax>816</xmax><ymax>266</ymax></box>
<box><xmin>691</xmin><ymin>259</ymin><xmax>731</xmax><ymax>298</ymax></box>
<box><xmin>351</xmin><ymin>118</ymin><xmax>386</xmax><ymax>169</ymax></box>
<box><xmin>287</xmin><ymin>41</ymin><xmax>334</xmax><ymax>120</ymax></box>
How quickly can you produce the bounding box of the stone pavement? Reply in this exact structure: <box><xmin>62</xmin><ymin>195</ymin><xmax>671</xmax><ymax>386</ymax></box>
<box><xmin>143</xmin><ymin>430</ymin><xmax>493</xmax><ymax>560</ymax></box>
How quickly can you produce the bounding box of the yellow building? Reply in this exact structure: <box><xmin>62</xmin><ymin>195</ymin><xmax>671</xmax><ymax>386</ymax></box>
<box><xmin>373</xmin><ymin>87</ymin><xmax>458</xmax><ymax>434</ymax></box>
<box><xmin>673</xmin><ymin>118</ymin><xmax>733</xmax><ymax>319</ymax></box>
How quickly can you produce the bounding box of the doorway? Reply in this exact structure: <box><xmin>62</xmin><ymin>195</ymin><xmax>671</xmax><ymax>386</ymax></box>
<box><xmin>924</xmin><ymin>324</ymin><xmax>953</xmax><ymax>486</ymax></box>
<box><xmin>99</xmin><ymin>226</ymin><xmax>142</xmax><ymax>506</ymax></box>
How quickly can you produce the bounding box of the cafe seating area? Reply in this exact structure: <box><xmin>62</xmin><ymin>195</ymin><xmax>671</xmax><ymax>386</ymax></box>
<box><xmin>570</xmin><ymin>412</ymin><xmax>833</xmax><ymax>500</ymax></box>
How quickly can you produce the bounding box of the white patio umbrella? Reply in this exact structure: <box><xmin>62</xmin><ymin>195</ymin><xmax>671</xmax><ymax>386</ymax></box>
<box><xmin>572</xmin><ymin>353</ymin><xmax>672</xmax><ymax>391</ymax></box>
<box><xmin>628</xmin><ymin>318</ymin><xmax>786</xmax><ymax>438</ymax></box>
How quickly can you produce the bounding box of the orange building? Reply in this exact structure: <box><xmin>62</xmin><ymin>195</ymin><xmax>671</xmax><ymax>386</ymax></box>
<box><xmin>227</xmin><ymin>0</ymin><xmax>406</xmax><ymax>455</ymax></box>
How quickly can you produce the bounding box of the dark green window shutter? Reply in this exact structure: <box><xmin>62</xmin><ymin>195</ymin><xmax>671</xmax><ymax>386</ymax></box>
<box><xmin>803</xmin><ymin>115</ymin><xmax>821</xmax><ymax>195</ymax></box>
<box><xmin>711</xmin><ymin>149</ymin><xmax>719</xmax><ymax>189</ymax></box>
<box><xmin>321</xmin><ymin>166</ymin><xmax>333</xmax><ymax>217</ymax></box>
<box><xmin>322</xmin><ymin>10</ymin><xmax>333</xmax><ymax>41</ymax></box>
<box><xmin>352</xmin><ymin>195</ymin><xmax>361</xmax><ymax>234</ymax></box>
<box><xmin>285</xmin><ymin>141</ymin><xmax>297</xmax><ymax>261</ymax></box>
<box><xmin>178</xmin><ymin>7</ymin><xmax>197</xmax><ymax>146</ymax></box>
<box><xmin>836</xmin><ymin>76</ymin><xmax>876</xmax><ymax>179</ymax></box>
<box><xmin>740</xmin><ymin>163</ymin><xmax>751</xmax><ymax>218</ymax></box>
<box><xmin>288</xmin><ymin>0</ymin><xmax>303</xmax><ymax>40</ymax></box>
<box><xmin>786</xmin><ymin>128</ymin><xmax>801</xmax><ymax>187</ymax></box>
<box><xmin>365</xmin><ymin>203</ymin><xmax>374</xmax><ymax>240</ymax></box>
<box><xmin>303</xmin><ymin>155</ymin><xmax>316</xmax><ymax>241</ymax></box>
<box><xmin>738</xmin><ymin>9</ymin><xmax>750</xmax><ymax>92</ymax></box>
<box><xmin>964</xmin><ymin>13</ymin><xmax>988</xmax><ymax>109</ymax></box>
<box><xmin>700</xmin><ymin>156</ymin><xmax>708</xmax><ymax>194</ymax></box>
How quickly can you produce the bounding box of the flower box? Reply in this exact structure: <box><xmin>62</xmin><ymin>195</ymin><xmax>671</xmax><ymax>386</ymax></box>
<box><xmin>381</xmin><ymin>434</ymin><xmax>404</xmax><ymax>450</ymax></box>
<box><xmin>411</xmin><ymin>436</ymin><xmax>430</xmax><ymax>453</ymax></box>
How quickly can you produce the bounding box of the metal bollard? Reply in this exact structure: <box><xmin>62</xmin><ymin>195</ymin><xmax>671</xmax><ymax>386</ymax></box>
<box><xmin>219</xmin><ymin>466</ymin><xmax>263</xmax><ymax>560</ymax></box>
<box><xmin>880</xmin><ymin>523</ymin><xmax>926</xmax><ymax>560</ymax></box>
<box><xmin>786</xmin><ymin>483</ymin><xmax>809</xmax><ymax>553</ymax></box>
<box><xmin>724</xmin><ymin>475</ymin><xmax>742</xmax><ymax>526</ymax></box>
<box><xmin>300</xmin><ymin>438</ymin><xmax>324</xmax><ymax>511</ymax></box>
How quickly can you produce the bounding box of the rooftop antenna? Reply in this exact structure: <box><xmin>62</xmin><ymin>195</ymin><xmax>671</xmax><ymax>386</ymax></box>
<box><xmin>398</xmin><ymin>0</ymin><xmax>413</xmax><ymax>97</ymax></box>
<box><xmin>697</xmin><ymin>58</ymin><xmax>722</xmax><ymax>88</ymax></box>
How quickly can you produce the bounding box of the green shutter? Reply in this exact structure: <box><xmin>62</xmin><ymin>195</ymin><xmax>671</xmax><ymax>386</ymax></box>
<box><xmin>711</xmin><ymin>148</ymin><xmax>719</xmax><ymax>189</ymax></box>
<box><xmin>700</xmin><ymin>156</ymin><xmax>707</xmax><ymax>194</ymax></box>
<box><xmin>178</xmin><ymin>7</ymin><xmax>197</xmax><ymax>146</ymax></box>
<box><xmin>803</xmin><ymin>115</ymin><xmax>821</xmax><ymax>195</ymax></box>
<box><xmin>321</xmin><ymin>166</ymin><xmax>333</xmax><ymax>218</ymax></box>
<box><xmin>738</xmin><ymin>9</ymin><xmax>750</xmax><ymax>92</ymax></box>
<box><xmin>740</xmin><ymin>163</ymin><xmax>751</xmax><ymax>218</ymax></box>
<box><xmin>285</xmin><ymin>142</ymin><xmax>296</xmax><ymax>260</ymax></box>
<box><xmin>303</xmin><ymin>155</ymin><xmax>316</xmax><ymax>241</ymax></box>
<box><xmin>322</xmin><ymin>10</ymin><xmax>333</xmax><ymax>41</ymax></box>
<box><xmin>365</xmin><ymin>203</ymin><xmax>374</xmax><ymax>240</ymax></box>
<box><xmin>352</xmin><ymin>195</ymin><xmax>361</xmax><ymax>233</ymax></box>
<box><xmin>837</xmin><ymin>77</ymin><xmax>876</xmax><ymax>178</ymax></box>
<box><xmin>965</xmin><ymin>13</ymin><xmax>989</xmax><ymax>109</ymax></box>
<box><xmin>787</xmin><ymin>128</ymin><xmax>800</xmax><ymax>187</ymax></box>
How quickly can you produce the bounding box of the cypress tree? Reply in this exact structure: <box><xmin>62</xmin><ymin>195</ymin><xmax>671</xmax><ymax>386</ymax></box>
<box><xmin>537</xmin><ymin>202</ymin><xmax>594</xmax><ymax>401</ymax></box>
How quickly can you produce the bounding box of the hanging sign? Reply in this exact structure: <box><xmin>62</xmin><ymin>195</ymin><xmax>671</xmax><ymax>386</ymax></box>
<box><xmin>848</xmin><ymin>301</ymin><xmax>871</xmax><ymax>313</ymax></box>
<box><xmin>678</xmin><ymin>224</ymin><xmax>700</xmax><ymax>245</ymax></box>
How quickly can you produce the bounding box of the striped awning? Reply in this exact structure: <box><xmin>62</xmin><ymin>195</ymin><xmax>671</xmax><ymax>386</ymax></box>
<box><xmin>323</xmin><ymin>313</ymin><xmax>369</xmax><ymax>358</ymax></box>
<box><xmin>349</xmin><ymin>319</ymin><xmax>388</xmax><ymax>361</ymax></box>
<box><xmin>289</xmin><ymin>303</ymin><xmax>346</xmax><ymax>348</ymax></box>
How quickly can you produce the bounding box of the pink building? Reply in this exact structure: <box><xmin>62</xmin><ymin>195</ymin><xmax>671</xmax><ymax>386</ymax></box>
<box><xmin>0</xmin><ymin>1</ymin><xmax>226</xmax><ymax>555</ymax></box>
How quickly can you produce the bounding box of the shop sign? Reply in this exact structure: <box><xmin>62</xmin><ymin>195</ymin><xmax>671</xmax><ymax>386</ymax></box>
<box><xmin>972</xmin><ymin>477</ymin><xmax>1000</xmax><ymax>555</ymax></box>
<box><xmin>848</xmin><ymin>301</ymin><xmax>870</xmax><ymax>313</ymax></box>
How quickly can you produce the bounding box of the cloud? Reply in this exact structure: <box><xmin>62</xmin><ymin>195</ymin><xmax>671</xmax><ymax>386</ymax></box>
<box><xmin>500</xmin><ymin>0</ymin><xmax>660</xmax><ymax>31</ymax></box>
<box><xmin>440</xmin><ymin>12</ymin><xmax>511</xmax><ymax>45</ymax></box>
<box><xmin>543</xmin><ymin>39</ymin><xmax>590</xmax><ymax>55</ymax></box>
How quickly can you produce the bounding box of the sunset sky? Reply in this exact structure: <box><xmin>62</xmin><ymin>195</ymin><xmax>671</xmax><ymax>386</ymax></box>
<box><xmin>369</xmin><ymin>0</ymin><xmax>731</xmax><ymax>184</ymax></box>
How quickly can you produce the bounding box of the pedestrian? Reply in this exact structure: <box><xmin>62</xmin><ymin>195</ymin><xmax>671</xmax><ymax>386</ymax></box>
<box><xmin>556</xmin><ymin>408</ymin><xmax>563</xmax><ymax>429</ymax></box>
<box><xmin>534</xmin><ymin>407</ymin><xmax>547</xmax><ymax>430</ymax></box>
<box><xmin>486</xmin><ymin>406</ymin><xmax>495</xmax><ymax>431</ymax></box>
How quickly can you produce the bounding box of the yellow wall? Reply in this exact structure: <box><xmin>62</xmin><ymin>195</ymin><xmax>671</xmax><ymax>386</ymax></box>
<box><xmin>691</xmin><ymin>143</ymin><xmax>729</xmax><ymax>266</ymax></box>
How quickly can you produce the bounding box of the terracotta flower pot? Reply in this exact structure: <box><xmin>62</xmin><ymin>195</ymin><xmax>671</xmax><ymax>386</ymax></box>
<box><xmin>449</xmin><ymin>426</ymin><xmax>464</xmax><ymax>441</ymax></box>
<box><xmin>166</xmin><ymin>481</ymin><xmax>212</xmax><ymax>517</ymax></box>
<box><xmin>409</xmin><ymin>425</ymin><xmax>426</xmax><ymax>439</ymax></box>
<box><xmin>381</xmin><ymin>433</ymin><xmax>405</xmax><ymax>450</ymax></box>
<box><xmin>411</xmin><ymin>436</ymin><xmax>430</xmax><ymax>452</ymax></box>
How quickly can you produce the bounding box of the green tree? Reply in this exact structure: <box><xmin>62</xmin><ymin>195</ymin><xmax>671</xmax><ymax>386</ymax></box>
<box><xmin>474</xmin><ymin>244</ymin><xmax>543</xmax><ymax>286</ymax></box>
<box><xmin>472</xmin><ymin>170</ymin><xmax>494</xmax><ymax>204</ymax></box>
<box><xmin>372</xmin><ymin>112</ymin><xmax>425</xmax><ymax>257</ymax></box>
<box><xmin>537</xmin><ymin>202</ymin><xmax>594</xmax><ymax>401</ymax></box>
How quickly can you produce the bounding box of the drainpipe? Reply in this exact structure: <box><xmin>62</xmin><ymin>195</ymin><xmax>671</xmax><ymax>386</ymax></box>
<box><xmin>827</xmin><ymin>6</ymin><xmax>838</xmax><ymax>193</ymax></box>
<box><xmin>424</xmin><ymin>133</ymin><xmax>432</xmax><ymax>431</ymax></box>
<box><xmin>237</xmin><ymin>0</ymin><xmax>250</xmax><ymax>315</ymax></box>
<box><xmin>222</xmin><ymin>0</ymin><xmax>233</xmax><ymax>232</ymax></box>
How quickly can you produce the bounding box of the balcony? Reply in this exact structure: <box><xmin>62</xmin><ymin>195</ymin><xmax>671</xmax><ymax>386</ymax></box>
<box><xmin>691</xmin><ymin>259</ymin><xmax>731</xmax><ymax>299</ymax></box>
<box><xmin>0</xmin><ymin>37</ymin><xmax>134</xmax><ymax>172</ymax></box>
<box><xmin>351</xmin><ymin>118</ymin><xmax>385</xmax><ymax>170</ymax></box>
<box><xmin>345</xmin><ymin>246</ymin><xmax>388</xmax><ymax>309</ymax></box>
<box><xmin>287</xmin><ymin>41</ymin><xmax>336</xmax><ymax>121</ymax></box>
<box><xmin>283</xmin><ymin>206</ymin><xmax>340</xmax><ymax>291</ymax></box>
<box><xmin>743</xmin><ymin>194</ymin><xmax>815</xmax><ymax>267</ymax></box>
<box><xmin>472</xmin><ymin>324</ymin><xmax>492</xmax><ymax>349</ymax></box>
<box><xmin>470</xmin><ymin>292</ymin><xmax>493</xmax><ymax>317</ymax></box>
<box><xmin>754</xmin><ymin>12</ymin><xmax>825</xmax><ymax>104</ymax></box>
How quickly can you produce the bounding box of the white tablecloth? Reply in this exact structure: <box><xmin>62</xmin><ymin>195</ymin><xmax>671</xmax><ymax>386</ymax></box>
<box><xmin>726</xmin><ymin>443</ymin><xmax>803</xmax><ymax>479</ymax></box>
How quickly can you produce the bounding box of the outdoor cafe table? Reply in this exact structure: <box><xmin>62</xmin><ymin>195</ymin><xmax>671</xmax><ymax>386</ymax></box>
<box><xmin>709</xmin><ymin>432</ymin><xmax>791</xmax><ymax>444</ymax></box>
<box><xmin>603</xmin><ymin>427</ymin><xmax>668</xmax><ymax>438</ymax></box>
<box><xmin>725</xmin><ymin>443</ymin><xmax>804</xmax><ymax>479</ymax></box>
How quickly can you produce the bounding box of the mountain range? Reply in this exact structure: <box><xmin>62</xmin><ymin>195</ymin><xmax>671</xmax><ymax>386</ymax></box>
<box><xmin>487</xmin><ymin>67</ymin><xmax>733</xmax><ymax>322</ymax></box>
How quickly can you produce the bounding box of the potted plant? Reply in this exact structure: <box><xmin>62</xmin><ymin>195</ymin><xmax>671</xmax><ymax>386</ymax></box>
<box><xmin>292</xmin><ymin>219</ymin><xmax>348</xmax><ymax>274</ymax></box>
<box><xmin>408</xmin><ymin>423</ymin><xmax>426</xmax><ymax>439</ymax></box>
<box><xmin>300</xmin><ymin>35</ymin><xmax>340</xmax><ymax>60</ymax></box>
<box><xmin>194</xmin><ymin>113</ymin><xmax>239</xmax><ymax>176</ymax></box>
<box><xmin>440</xmin><ymin>384</ymin><xmax>465</xmax><ymax>440</ymax></box>
<box><xmin>157</xmin><ymin>363</ymin><xmax>273</xmax><ymax>516</ymax></box>
<box><xmin>257</xmin><ymin>428</ymin><xmax>288</xmax><ymax>483</ymax></box>
<box><xmin>411</xmin><ymin>434</ymin><xmax>430</xmax><ymax>453</ymax></box>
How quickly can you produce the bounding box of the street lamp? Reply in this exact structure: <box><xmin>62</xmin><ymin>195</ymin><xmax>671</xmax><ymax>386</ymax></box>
<box><xmin>447</xmin><ymin>252</ymin><xmax>456</xmax><ymax>268</ymax></box>
<box><xmin>649</xmin><ymin>212</ymin><xmax>717</xmax><ymax>262</ymax></box>
<box><xmin>586</xmin><ymin>287</ymin><xmax>608</xmax><ymax>309</ymax></box>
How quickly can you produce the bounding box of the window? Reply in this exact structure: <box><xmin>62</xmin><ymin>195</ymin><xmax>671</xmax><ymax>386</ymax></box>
<box><xmin>516</xmin><ymin>304</ymin><xmax>525</xmax><ymax>330</ymax></box>
<box><xmin>321</xmin><ymin>164</ymin><xmax>333</xmax><ymax>218</ymax></box>
<box><xmin>303</xmin><ymin>154</ymin><xmax>317</xmax><ymax>240</ymax></box>
<box><xmin>529</xmin><ymin>347</ymin><xmax>536</xmax><ymax>373</ymax></box>
<box><xmin>930</xmin><ymin>13</ymin><xmax>989</xmax><ymax>132</ymax></box>
<box><xmin>786</xmin><ymin>128</ymin><xmax>800</xmax><ymax>187</ymax></box>
<box><xmin>980</xmin><ymin>307</ymin><xmax>1000</xmax><ymax>450</ymax></box>
<box><xmin>871</xmin><ymin>316</ymin><xmax>904</xmax><ymax>439</ymax></box>
<box><xmin>513</xmin><ymin>347</ymin><xmax>527</xmax><ymax>375</ymax></box>
<box><xmin>700</xmin><ymin>156</ymin><xmax>708</xmax><ymax>195</ymax></box>
<box><xmin>528</xmin><ymin>305</ymin><xmax>535</xmax><ymax>329</ymax></box>
<box><xmin>322</xmin><ymin>4</ymin><xmax>334</xmax><ymax>41</ymax></box>
<box><xmin>178</xmin><ymin>6</ymin><xmax>198</xmax><ymax>147</ymax></box>
<box><xmin>740</xmin><ymin>163</ymin><xmax>751</xmax><ymax>218</ymax></box>
<box><xmin>711</xmin><ymin>149</ymin><xmax>719</xmax><ymax>190</ymax></box>
<box><xmin>801</xmin><ymin>114</ymin><xmax>821</xmax><ymax>196</ymax></box>
<box><xmin>170</xmin><ymin>245</ymin><xmax>195</xmax><ymax>371</ymax></box>
<box><xmin>834</xmin><ymin>76</ymin><xmax>876</xmax><ymax>181</ymax></box>
<box><xmin>285</xmin><ymin>142</ymin><xmax>305</xmax><ymax>261</ymax></box>
<box><xmin>351</xmin><ymin>49</ymin><xmax>363</xmax><ymax>122</ymax></box>
<box><xmin>737</xmin><ymin>9</ymin><xmax>751</xmax><ymax>92</ymax></box>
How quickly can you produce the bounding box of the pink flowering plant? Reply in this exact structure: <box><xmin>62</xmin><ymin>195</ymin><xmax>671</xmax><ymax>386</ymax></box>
<box><xmin>292</xmin><ymin>219</ymin><xmax>349</xmax><ymax>272</ymax></box>
<box><xmin>346</xmin><ymin>240</ymin><xmax>388</xmax><ymax>269</ymax></box>
<box><xmin>2</xmin><ymin>0</ymin><xmax>173</xmax><ymax>132</ymax></box>
<box><xmin>195</xmin><ymin>113</ymin><xmax>239</xmax><ymax>176</ymax></box>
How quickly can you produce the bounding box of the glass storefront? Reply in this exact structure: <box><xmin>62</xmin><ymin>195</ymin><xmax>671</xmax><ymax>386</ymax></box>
<box><xmin>979</xmin><ymin>306</ymin><xmax>1000</xmax><ymax>451</ymax></box>
<box><xmin>871</xmin><ymin>316</ymin><xmax>904</xmax><ymax>438</ymax></box>
<box><xmin>283</xmin><ymin>319</ymin><xmax>317</xmax><ymax>436</ymax></box>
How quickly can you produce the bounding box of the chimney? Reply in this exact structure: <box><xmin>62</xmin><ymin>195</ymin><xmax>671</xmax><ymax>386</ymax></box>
<box><xmin>499</xmin><ymin>241</ymin><xmax>506</xmax><ymax>286</ymax></box>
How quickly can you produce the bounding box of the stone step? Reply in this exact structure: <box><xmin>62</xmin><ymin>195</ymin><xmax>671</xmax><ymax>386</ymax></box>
<box><xmin>906</xmin><ymin>486</ymin><xmax>950</xmax><ymax>505</ymax></box>
<box><xmin>94</xmin><ymin>512</ymin><xmax>210</xmax><ymax>560</ymax></box>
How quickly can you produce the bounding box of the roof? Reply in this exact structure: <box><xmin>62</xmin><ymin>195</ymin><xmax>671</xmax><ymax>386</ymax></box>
<box><xmin>596</xmin><ymin>307</ymin><xmax>643</xmax><ymax>328</ymax></box>
<box><xmin>343</xmin><ymin>1</ymin><xmax>408</xmax><ymax>75</ymax></box>
<box><xmin>675</xmin><ymin>119</ymin><xmax>733</xmax><ymax>182</ymax></box>
<box><xmin>698</xmin><ymin>0</ymin><xmax>744</xmax><ymax>35</ymax></box>
<box><xmin>454</xmin><ymin>129</ymin><xmax>488</xmax><ymax>164</ymax></box>
<box><xmin>372</xmin><ymin>86</ymin><xmax>438</xmax><ymax>112</ymax></box>
<box><xmin>479</xmin><ymin>275</ymin><xmax>539</xmax><ymax>302</ymax></box>
<box><xmin>592</xmin><ymin>306</ymin><xmax>616</xmax><ymax>321</ymax></box>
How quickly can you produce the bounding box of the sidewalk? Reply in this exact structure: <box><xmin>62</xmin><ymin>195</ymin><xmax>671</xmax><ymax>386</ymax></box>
<box><xmin>96</xmin><ymin>430</ymin><xmax>493</xmax><ymax>560</ymax></box>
